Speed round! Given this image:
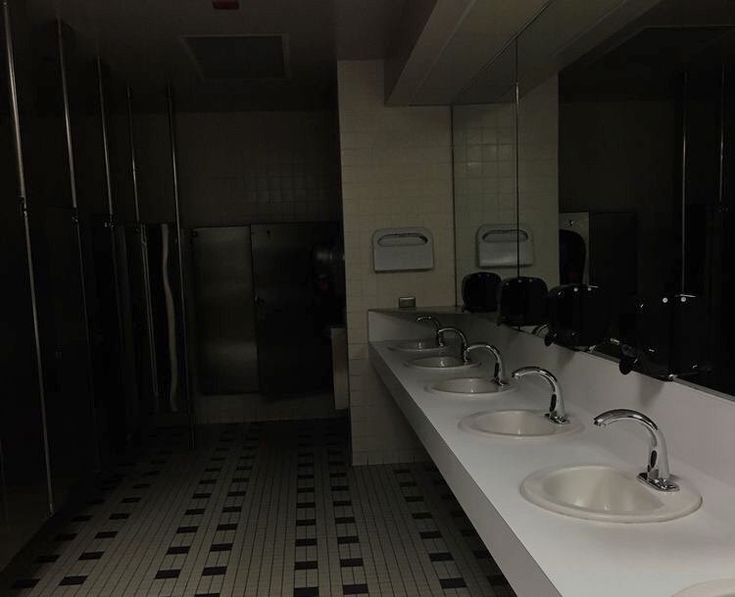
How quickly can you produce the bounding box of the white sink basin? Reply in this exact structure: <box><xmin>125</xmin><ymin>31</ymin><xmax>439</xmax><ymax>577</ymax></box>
<box><xmin>675</xmin><ymin>580</ymin><xmax>735</xmax><ymax>596</ymax></box>
<box><xmin>459</xmin><ymin>409</ymin><xmax>582</xmax><ymax>438</ymax></box>
<box><xmin>521</xmin><ymin>465</ymin><xmax>702</xmax><ymax>523</ymax></box>
<box><xmin>432</xmin><ymin>377</ymin><xmax>514</xmax><ymax>397</ymax></box>
<box><xmin>408</xmin><ymin>355</ymin><xmax>480</xmax><ymax>372</ymax></box>
<box><xmin>389</xmin><ymin>339</ymin><xmax>443</xmax><ymax>353</ymax></box>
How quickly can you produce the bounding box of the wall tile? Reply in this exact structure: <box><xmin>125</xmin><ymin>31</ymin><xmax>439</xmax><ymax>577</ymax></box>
<box><xmin>337</xmin><ymin>60</ymin><xmax>454</xmax><ymax>464</ymax></box>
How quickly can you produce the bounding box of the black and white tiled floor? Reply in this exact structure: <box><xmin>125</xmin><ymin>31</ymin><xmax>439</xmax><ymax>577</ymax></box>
<box><xmin>3</xmin><ymin>419</ymin><xmax>516</xmax><ymax>596</ymax></box>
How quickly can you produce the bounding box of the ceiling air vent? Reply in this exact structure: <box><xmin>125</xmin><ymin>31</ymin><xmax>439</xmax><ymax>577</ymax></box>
<box><xmin>182</xmin><ymin>35</ymin><xmax>288</xmax><ymax>80</ymax></box>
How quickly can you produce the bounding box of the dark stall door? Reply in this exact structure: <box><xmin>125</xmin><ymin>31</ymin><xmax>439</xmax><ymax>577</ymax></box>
<box><xmin>32</xmin><ymin>206</ymin><xmax>97</xmax><ymax>505</ymax></box>
<box><xmin>192</xmin><ymin>226</ymin><xmax>259</xmax><ymax>395</ymax></box>
<box><xmin>251</xmin><ymin>223</ymin><xmax>340</xmax><ymax>396</ymax></box>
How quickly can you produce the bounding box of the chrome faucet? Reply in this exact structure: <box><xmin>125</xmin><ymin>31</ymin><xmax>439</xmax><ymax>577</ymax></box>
<box><xmin>417</xmin><ymin>315</ymin><xmax>444</xmax><ymax>346</ymax></box>
<box><xmin>436</xmin><ymin>327</ymin><xmax>468</xmax><ymax>361</ymax></box>
<box><xmin>463</xmin><ymin>343</ymin><xmax>509</xmax><ymax>385</ymax></box>
<box><xmin>593</xmin><ymin>409</ymin><xmax>678</xmax><ymax>492</ymax></box>
<box><xmin>511</xmin><ymin>367</ymin><xmax>568</xmax><ymax>424</ymax></box>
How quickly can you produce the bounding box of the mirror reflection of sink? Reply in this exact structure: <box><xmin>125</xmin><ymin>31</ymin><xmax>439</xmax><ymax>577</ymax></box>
<box><xmin>459</xmin><ymin>409</ymin><xmax>582</xmax><ymax>438</ymax></box>
<box><xmin>390</xmin><ymin>339</ymin><xmax>443</xmax><ymax>353</ymax></box>
<box><xmin>408</xmin><ymin>355</ymin><xmax>480</xmax><ymax>372</ymax></box>
<box><xmin>674</xmin><ymin>580</ymin><xmax>735</xmax><ymax>597</ymax></box>
<box><xmin>521</xmin><ymin>465</ymin><xmax>702</xmax><ymax>523</ymax></box>
<box><xmin>432</xmin><ymin>377</ymin><xmax>514</xmax><ymax>397</ymax></box>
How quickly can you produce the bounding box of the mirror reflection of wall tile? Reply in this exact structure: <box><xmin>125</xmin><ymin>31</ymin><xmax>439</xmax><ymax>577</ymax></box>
<box><xmin>452</xmin><ymin>75</ymin><xmax>559</xmax><ymax>303</ymax></box>
<box><xmin>518</xmin><ymin>75</ymin><xmax>559</xmax><ymax>288</ymax></box>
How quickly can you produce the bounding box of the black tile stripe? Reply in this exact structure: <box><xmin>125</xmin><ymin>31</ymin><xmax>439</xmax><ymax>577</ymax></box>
<box><xmin>79</xmin><ymin>551</ymin><xmax>104</xmax><ymax>561</ymax></box>
<box><xmin>11</xmin><ymin>579</ymin><xmax>39</xmax><ymax>589</ymax></box>
<box><xmin>429</xmin><ymin>552</ymin><xmax>454</xmax><ymax>562</ymax></box>
<box><xmin>217</xmin><ymin>523</ymin><xmax>237</xmax><ymax>531</ymax></box>
<box><xmin>59</xmin><ymin>575</ymin><xmax>87</xmax><ymax>586</ymax></box>
<box><xmin>439</xmin><ymin>577</ymin><xmax>467</xmax><ymax>589</ymax></box>
<box><xmin>167</xmin><ymin>546</ymin><xmax>190</xmax><ymax>555</ymax></box>
<box><xmin>202</xmin><ymin>566</ymin><xmax>227</xmax><ymax>576</ymax></box>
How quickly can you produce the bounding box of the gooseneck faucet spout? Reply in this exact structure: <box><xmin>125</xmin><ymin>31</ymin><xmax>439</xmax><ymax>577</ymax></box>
<box><xmin>511</xmin><ymin>366</ymin><xmax>568</xmax><ymax>424</ymax></box>
<box><xmin>463</xmin><ymin>343</ymin><xmax>509</xmax><ymax>385</ymax></box>
<box><xmin>436</xmin><ymin>327</ymin><xmax>468</xmax><ymax>361</ymax></box>
<box><xmin>417</xmin><ymin>315</ymin><xmax>443</xmax><ymax>345</ymax></box>
<box><xmin>593</xmin><ymin>409</ymin><xmax>678</xmax><ymax>491</ymax></box>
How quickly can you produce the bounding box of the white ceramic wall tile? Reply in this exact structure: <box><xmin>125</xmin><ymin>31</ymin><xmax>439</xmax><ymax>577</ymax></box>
<box><xmin>337</xmin><ymin>60</ymin><xmax>455</xmax><ymax>464</ymax></box>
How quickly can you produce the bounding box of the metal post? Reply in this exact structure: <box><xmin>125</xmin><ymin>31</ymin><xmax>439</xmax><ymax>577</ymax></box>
<box><xmin>3</xmin><ymin>0</ymin><xmax>55</xmax><ymax>514</ymax></box>
<box><xmin>126</xmin><ymin>86</ymin><xmax>160</xmax><ymax>403</ymax></box>
<box><xmin>513</xmin><ymin>39</ymin><xmax>521</xmax><ymax>279</ymax></box>
<box><xmin>166</xmin><ymin>85</ymin><xmax>195</xmax><ymax>448</ymax></box>
<box><xmin>97</xmin><ymin>55</ymin><xmax>127</xmax><ymax>351</ymax></box>
<box><xmin>680</xmin><ymin>72</ymin><xmax>688</xmax><ymax>294</ymax></box>
<box><xmin>57</xmin><ymin>18</ymin><xmax>101</xmax><ymax>471</ymax></box>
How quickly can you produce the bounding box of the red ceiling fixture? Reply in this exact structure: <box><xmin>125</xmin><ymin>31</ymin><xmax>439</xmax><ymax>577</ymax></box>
<box><xmin>212</xmin><ymin>0</ymin><xmax>239</xmax><ymax>9</ymax></box>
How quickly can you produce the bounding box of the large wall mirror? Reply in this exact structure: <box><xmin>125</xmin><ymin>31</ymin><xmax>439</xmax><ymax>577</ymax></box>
<box><xmin>516</xmin><ymin>0</ymin><xmax>735</xmax><ymax>396</ymax></box>
<box><xmin>452</xmin><ymin>0</ymin><xmax>735</xmax><ymax>399</ymax></box>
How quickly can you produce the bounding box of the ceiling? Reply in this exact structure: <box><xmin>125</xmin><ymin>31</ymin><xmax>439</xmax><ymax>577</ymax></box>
<box><xmin>31</xmin><ymin>0</ymin><xmax>406</xmax><ymax>111</ymax></box>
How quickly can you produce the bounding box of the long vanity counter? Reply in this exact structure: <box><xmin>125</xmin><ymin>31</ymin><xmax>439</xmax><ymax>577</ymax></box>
<box><xmin>368</xmin><ymin>312</ymin><xmax>735</xmax><ymax>597</ymax></box>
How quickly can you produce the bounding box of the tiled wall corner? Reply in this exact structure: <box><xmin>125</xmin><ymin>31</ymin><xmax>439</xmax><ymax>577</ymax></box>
<box><xmin>337</xmin><ymin>60</ymin><xmax>454</xmax><ymax>465</ymax></box>
<box><xmin>452</xmin><ymin>75</ymin><xmax>559</xmax><ymax>302</ymax></box>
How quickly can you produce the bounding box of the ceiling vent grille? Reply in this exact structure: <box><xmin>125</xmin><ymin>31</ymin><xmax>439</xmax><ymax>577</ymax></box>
<box><xmin>182</xmin><ymin>35</ymin><xmax>288</xmax><ymax>80</ymax></box>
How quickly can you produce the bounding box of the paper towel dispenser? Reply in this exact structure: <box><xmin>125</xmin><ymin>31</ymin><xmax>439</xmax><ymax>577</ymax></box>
<box><xmin>476</xmin><ymin>224</ymin><xmax>534</xmax><ymax>267</ymax></box>
<box><xmin>372</xmin><ymin>227</ymin><xmax>434</xmax><ymax>272</ymax></box>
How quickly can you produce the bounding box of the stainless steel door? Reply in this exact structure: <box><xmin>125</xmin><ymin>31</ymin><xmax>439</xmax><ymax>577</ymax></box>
<box><xmin>192</xmin><ymin>226</ymin><xmax>258</xmax><ymax>394</ymax></box>
<box><xmin>251</xmin><ymin>223</ymin><xmax>338</xmax><ymax>396</ymax></box>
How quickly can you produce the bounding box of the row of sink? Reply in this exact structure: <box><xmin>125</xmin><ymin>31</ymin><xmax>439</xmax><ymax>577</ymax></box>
<box><xmin>388</xmin><ymin>317</ymin><xmax>735</xmax><ymax>596</ymax></box>
<box><xmin>390</xmin><ymin>318</ymin><xmax>704</xmax><ymax>523</ymax></box>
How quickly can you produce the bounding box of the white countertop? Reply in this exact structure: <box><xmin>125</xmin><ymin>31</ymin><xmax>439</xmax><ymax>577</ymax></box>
<box><xmin>370</xmin><ymin>340</ymin><xmax>735</xmax><ymax>597</ymax></box>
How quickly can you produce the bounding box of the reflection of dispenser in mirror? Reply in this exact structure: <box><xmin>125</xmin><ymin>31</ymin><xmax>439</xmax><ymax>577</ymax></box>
<box><xmin>497</xmin><ymin>276</ymin><xmax>548</xmax><ymax>327</ymax></box>
<box><xmin>545</xmin><ymin>284</ymin><xmax>611</xmax><ymax>350</ymax></box>
<box><xmin>617</xmin><ymin>294</ymin><xmax>706</xmax><ymax>380</ymax></box>
<box><xmin>462</xmin><ymin>272</ymin><xmax>501</xmax><ymax>313</ymax></box>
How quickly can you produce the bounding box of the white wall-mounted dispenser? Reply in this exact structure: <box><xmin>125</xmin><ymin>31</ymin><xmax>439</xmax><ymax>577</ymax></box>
<box><xmin>476</xmin><ymin>224</ymin><xmax>534</xmax><ymax>267</ymax></box>
<box><xmin>372</xmin><ymin>227</ymin><xmax>434</xmax><ymax>272</ymax></box>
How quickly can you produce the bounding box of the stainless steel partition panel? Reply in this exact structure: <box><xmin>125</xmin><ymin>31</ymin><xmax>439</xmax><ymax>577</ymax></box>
<box><xmin>127</xmin><ymin>87</ymin><xmax>159</xmax><ymax>405</ymax></box>
<box><xmin>56</xmin><ymin>18</ymin><xmax>100</xmax><ymax>474</ymax></box>
<box><xmin>167</xmin><ymin>86</ymin><xmax>194</xmax><ymax>444</ymax></box>
<box><xmin>251</xmin><ymin>222</ymin><xmax>339</xmax><ymax>396</ymax></box>
<box><xmin>191</xmin><ymin>226</ymin><xmax>259</xmax><ymax>394</ymax></box>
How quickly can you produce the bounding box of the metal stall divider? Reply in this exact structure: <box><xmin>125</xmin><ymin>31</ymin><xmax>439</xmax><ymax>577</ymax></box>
<box><xmin>57</xmin><ymin>18</ymin><xmax>100</xmax><ymax>472</ymax></box>
<box><xmin>126</xmin><ymin>86</ymin><xmax>160</xmax><ymax>418</ymax></box>
<box><xmin>167</xmin><ymin>85</ymin><xmax>195</xmax><ymax>448</ymax></box>
<box><xmin>2</xmin><ymin>0</ymin><xmax>54</xmax><ymax>514</ymax></box>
